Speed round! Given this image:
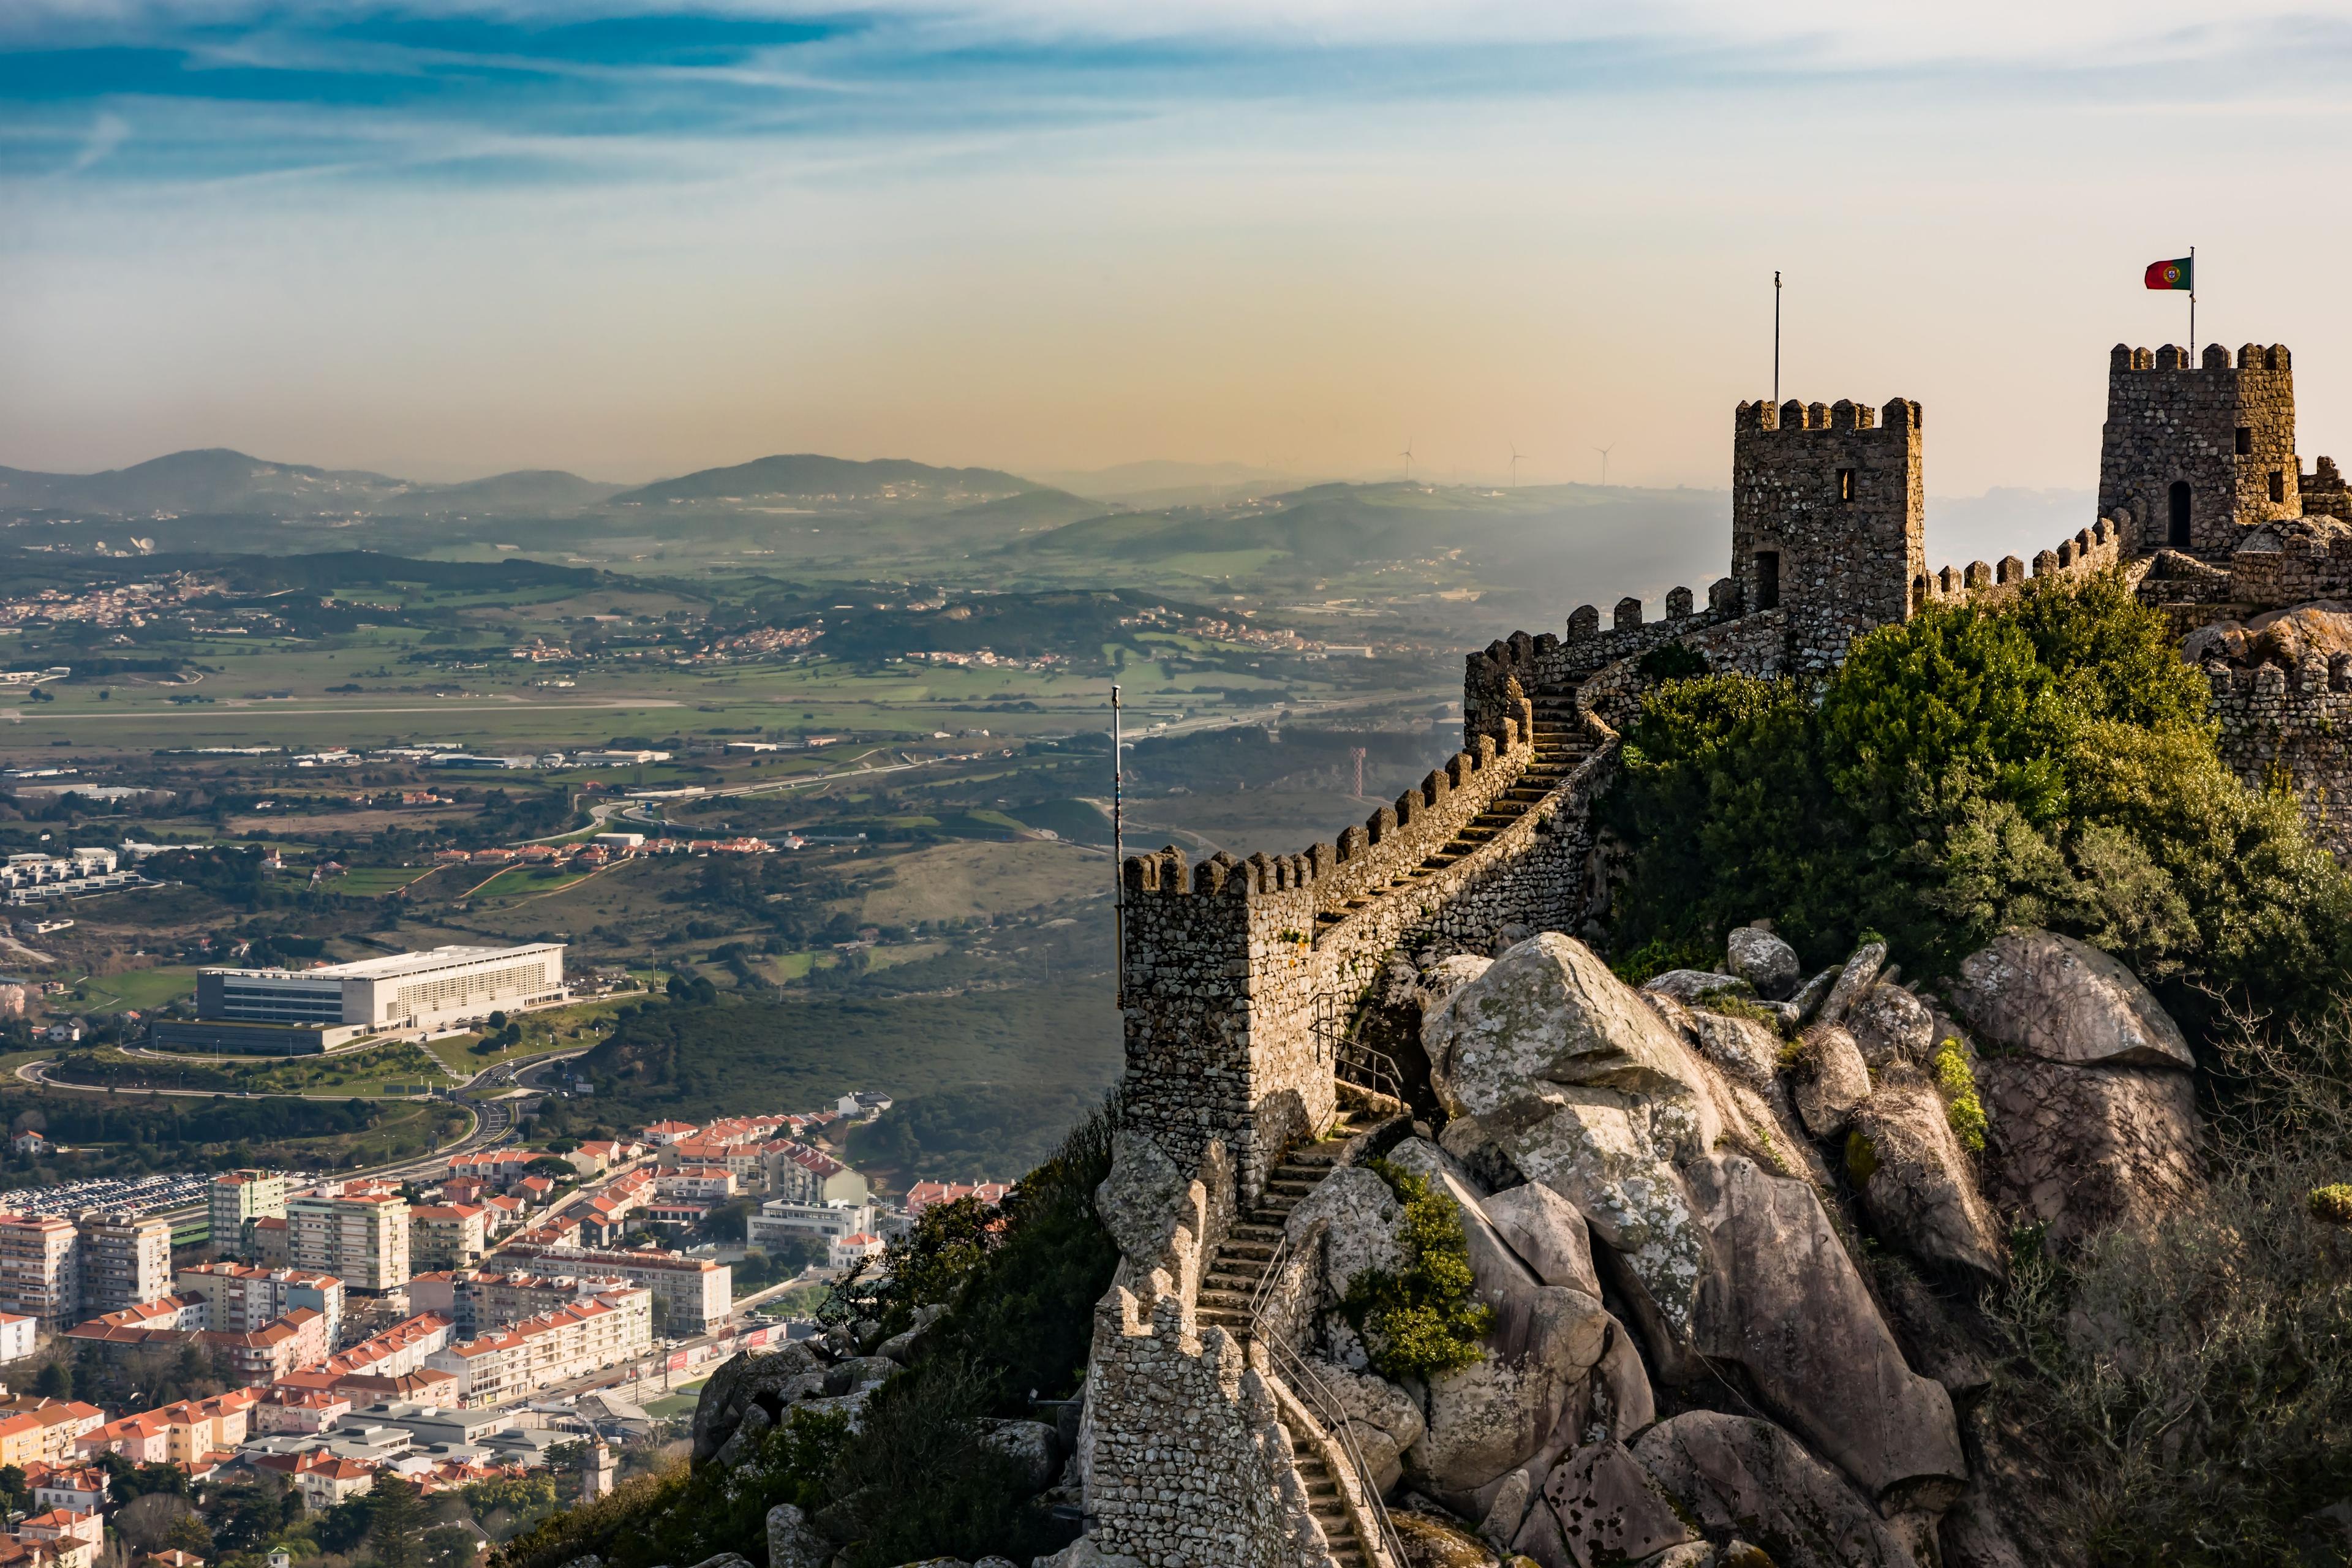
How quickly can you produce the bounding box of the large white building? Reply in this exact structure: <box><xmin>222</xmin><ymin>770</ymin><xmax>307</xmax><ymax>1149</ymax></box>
<box><xmin>167</xmin><ymin>943</ymin><xmax>567</xmax><ymax>1052</ymax></box>
<box><xmin>423</xmin><ymin>1286</ymin><xmax>652</xmax><ymax>1407</ymax></box>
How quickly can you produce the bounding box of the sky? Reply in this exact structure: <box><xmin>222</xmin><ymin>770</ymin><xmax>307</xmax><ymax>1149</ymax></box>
<box><xmin>4</xmin><ymin>2</ymin><xmax>2352</xmax><ymax>492</ymax></box>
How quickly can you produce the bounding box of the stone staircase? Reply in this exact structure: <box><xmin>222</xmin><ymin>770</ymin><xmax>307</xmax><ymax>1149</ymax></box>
<box><xmin>1277</xmin><ymin>1401</ymin><xmax>1371</xmax><ymax>1568</ymax></box>
<box><xmin>1313</xmin><ymin>685</ymin><xmax>1596</xmax><ymax>932</ymax></box>
<box><xmin>1192</xmin><ymin>1129</ymin><xmax>1378</xmax><ymax>1568</ymax></box>
<box><xmin>1196</xmin><ymin>1135</ymin><xmax>1347</xmax><ymax>1333</ymax></box>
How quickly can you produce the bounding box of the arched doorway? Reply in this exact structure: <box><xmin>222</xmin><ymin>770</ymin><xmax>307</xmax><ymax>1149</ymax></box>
<box><xmin>2168</xmin><ymin>480</ymin><xmax>2192</xmax><ymax>547</ymax></box>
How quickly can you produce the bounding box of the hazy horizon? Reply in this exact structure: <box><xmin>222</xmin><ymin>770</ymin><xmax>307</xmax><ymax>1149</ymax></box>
<box><xmin>7</xmin><ymin>3</ymin><xmax>2352</xmax><ymax>492</ymax></box>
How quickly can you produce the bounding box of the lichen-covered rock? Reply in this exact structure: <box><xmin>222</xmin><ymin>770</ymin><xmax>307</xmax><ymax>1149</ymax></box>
<box><xmin>692</xmin><ymin>1341</ymin><xmax>826</xmax><ymax>1464</ymax></box>
<box><xmin>1518</xmin><ymin>1441</ymin><xmax>1696</xmax><ymax>1566</ymax></box>
<box><xmin>1389</xmin><ymin>1510</ymin><xmax>1502</xmax><ymax>1568</ymax></box>
<box><xmin>1817</xmin><ymin>942</ymin><xmax>1889</xmax><ymax>1027</ymax></box>
<box><xmin>1028</xmin><ymin>1537</ymin><xmax>1145</xmax><ymax>1568</ymax></box>
<box><xmin>1976</xmin><ymin>1057</ymin><xmax>2201</xmax><ymax>1245</ymax></box>
<box><xmin>1480</xmin><ymin>1182</ymin><xmax>1602</xmax><ymax>1297</ymax></box>
<box><xmin>1430</xmin><ymin>934</ymin><xmax>1716</xmax><ymax>1117</ymax></box>
<box><xmin>1680</xmin><ymin>1005</ymin><xmax>1785</xmax><ymax>1090</ymax></box>
<box><xmin>1686</xmin><ymin>1154</ymin><xmax>1967</xmax><ymax>1507</ymax></box>
<box><xmin>1093</xmin><ymin>1131</ymin><xmax>1191</xmax><ymax>1268</ymax></box>
<box><xmin>1439</xmin><ymin>1095</ymin><xmax>1711</xmax><ymax>1362</ymax></box>
<box><xmin>824</xmin><ymin>1355</ymin><xmax>900</xmax><ymax>1396</ymax></box>
<box><xmin>1286</xmin><ymin>1163</ymin><xmax>1404</xmax><ymax>1298</ymax></box>
<box><xmin>1848</xmin><ymin>1076</ymin><xmax>2006</xmax><ymax>1283</ymax></box>
<box><xmin>1791</xmin><ymin>967</ymin><xmax>1839</xmax><ymax>1022</ymax></box>
<box><xmin>1642</xmin><ymin>969</ymin><xmax>1754</xmax><ymax>1006</ymax></box>
<box><xmin>1789</xmin><ymin>1024</ymin><xmax>1872</xmax><ymax>1138</ymax></box>
<box><xmin>1591</xmin><ymin>1314</ymin><xmax>1656</xmax><ymax>1441</ymax></box>
<box><xmin>1410</xmin><ymin>1167</ymin><xmax>1613</xmax><ymax>1505</ymax></box>
<box><xmin>766</xmin><ymin>1505</ymin><xmax>829</xmax><ymax>1568</ymax></box>
<box><xmin>1430</xmin><ymin>936</ymin><xmax>1722</xmax><ymax>1351</ymax></box>
<box><xmin>1310</xmin><ymin>1359</ymin><xmax>1424</xmax><ymax>1493</ymax></box>
<box><xmin>1847</xmin><ymin>984</ymin><xmax>1936</xmax><ymax>1066</ymax></box>
<box><xmin>1945</xmin><ymin>929</ymin><xmax>2193</xmax><ymax>1068</ymax></box>
<box><xmin>1633</xmin><ymin>1411</ymin><xmax>1923</xmax><ymax>1567</ymax></box>
<box><xmin>977</xmin><ymin>1419</ymin><xmax>1061</xmax><ymax>1494</ymax></box>
<box><xmin>712</xmin><ymin>1399</ymin><xmax>772</xmax><ymax>1469</ymax></box>
<box><xmin>1422</xmin><ymin>952</ymin><xmax>1496</xmax><ymax>1010</ymax></box>
<box><xmin>1725</xmin><ymin>925</ymin><xmax>1801</xmax><ymax>1000</ymax></box>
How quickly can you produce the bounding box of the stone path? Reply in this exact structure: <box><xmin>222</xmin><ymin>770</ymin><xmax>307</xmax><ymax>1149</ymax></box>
<box><xmin>1314</xmin><ymin>684</ymin><xmax>1596</xmax><ymax>932</ymax></box>
<box><xmin>1195</xmin><ymin>1127</ymin><xmax>1378</xmax><ymax>1568</ymax></box>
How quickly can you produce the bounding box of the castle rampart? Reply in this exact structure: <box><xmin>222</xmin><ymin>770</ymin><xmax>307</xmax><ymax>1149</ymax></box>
<box><xmin>2100</xmin><ymin>342</ymin><xmax>2299</xmax><ymax>557</ymax></box>
<box><xmin>1731</xmin><ymin>396</ymin><xmax>1924</xmax><ymax>672</ymax></box>
<box><xmin>1120</xmin><ymin>714</ymin><xmax>1540</xmax><ymax>1197</ymax></box>
<box><xmin>1916</xmin><ymin>516</ymin><xmax>2132</xmax><ymax>611</ymax></box>
<box><xmin>2207</xmin><ymin>657</ymin><xmax>2352</xmax><ymax>857</ymax></box>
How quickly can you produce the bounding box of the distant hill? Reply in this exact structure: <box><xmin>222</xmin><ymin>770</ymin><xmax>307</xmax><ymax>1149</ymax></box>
<box><xmin>418</xmin><ymin>469</ymin><xmax>625</xmax><ymax>514</ymax></box>
<box><xmin>0</xmin><ymin>448</ymin><xmax>417</xmax><ymax>515</ymax></box>
<box><xmin>940</xmin><ymin>487</ymin><xmax>1112</xmax><ymax>532</ymax></box>
<box><xmin>0</xmin><ymin>448</ymin><xmax>630</xmax><ymax>521</ymax></box>
<box><xmin>1028</xmin><ymin>459</ymin><xmax>1304</xmax><ymax>508</ymax></box>
<box><xmin>611</xmin><ymin>454</ymin><xmax>1039</xmax><ymax>508</ymax></box>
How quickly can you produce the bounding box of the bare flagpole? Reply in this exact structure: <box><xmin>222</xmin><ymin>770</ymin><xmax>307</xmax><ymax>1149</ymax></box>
<box><xmin>1112</xmin><ymin>684</ymin><xmax>1125</xmax><ymax>1007</ymax></box>
<box><xmin>1773</xmin><ymin>270</ymin><xmax>1782</xmax><ymax>405</ymax></box>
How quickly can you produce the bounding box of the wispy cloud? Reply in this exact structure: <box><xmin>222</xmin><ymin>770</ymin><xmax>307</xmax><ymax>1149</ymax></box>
<box><xmin>59</xmin><ymin>108</ymin><xmax>128</xmax><ymax>174</ymax></box>
<box><xmin>4</xmin><ymin>2</ymin><xmax>2350</xmax><ymax>189</ymax></box>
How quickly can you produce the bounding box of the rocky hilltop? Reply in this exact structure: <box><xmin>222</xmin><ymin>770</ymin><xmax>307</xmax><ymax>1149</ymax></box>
<box><xmin>628</xmin><ymin>920</ymin><xmax>2230</xmax><ymax>1568</ymax></box>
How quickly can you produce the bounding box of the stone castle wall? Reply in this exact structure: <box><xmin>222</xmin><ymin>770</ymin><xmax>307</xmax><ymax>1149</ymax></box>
<box><xmin>1916</xmin><ymin>516</ymin><xmax>2132</xmax><ymax>612</ymax></box>
<box><xmin>1730</xmin><ymin>397</ymin><xmax>1924</xmax><ymax>672</ymax></box>
<box><xmin>2098</xmin><ymin>342</ymin><xmax>2299</xmax><ymax>557</ymax></box>
<box><xmin>1089</xmin><ymin>1264</ymin><xmax>1330</xmax><ymax>1568</ymax></box>
<box><xmin>1120</xmin><ymin>717</ymin><xmax>1534</xmax><ymax>1199</ymax></box>
<box><xmin>2227</xmin><ymin>514</ymin><xmax>2352</xmax><ymax>606</ymax></box>
<box><xmin>2207</xmin><ymin>658</ymin><xmax>2352</xmax><ymax>857</ymax></box>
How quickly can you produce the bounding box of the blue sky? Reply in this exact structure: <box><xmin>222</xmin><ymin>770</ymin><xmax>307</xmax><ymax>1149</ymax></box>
<box><xmin>6</xmin><ymin>2</ymin><xmax>2352</xmax><ymax>492</ymax></box>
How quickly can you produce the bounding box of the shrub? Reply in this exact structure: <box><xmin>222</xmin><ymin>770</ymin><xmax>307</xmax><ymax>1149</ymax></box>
<box><xmin>1605</xmin><ymin>573</ymin><xmax>2352</xmax><ymax>1012</ymax></box>
<box><xmin>1342</xmin><ymin>1161</ymin><xmax>1493</xmax><ymax>1380</ymax></box>
<box><xmin>2309</xmin><ymin>1184</ymin><xmax>2352</xmax><ymax>1226</ymax></box>
<box><xmin>1978</xmin><ymin>1002</ymin><xmax>2352</xmax><ymax>1559</ymax></box>
<box><xmin>1932</xmin><ymin>1038</ymin><xmax>1988</xmax><ymax>1155</ymax></box>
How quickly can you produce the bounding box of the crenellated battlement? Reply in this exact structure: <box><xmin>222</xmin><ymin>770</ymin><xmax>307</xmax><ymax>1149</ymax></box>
<box><xmin>1735</xmin><ymin>396</ymin><xmax>1921</xmax><ymax>435</ymax></box>
<box><xmin>2110</xmin><ymin>342</ymin><xmax>2293</xmax><ymax>375</ymax></box>
<box><xmin>1917</xmin><ymin>516</ymin><xmax>2132</xmax><ymax>609</ymax></box>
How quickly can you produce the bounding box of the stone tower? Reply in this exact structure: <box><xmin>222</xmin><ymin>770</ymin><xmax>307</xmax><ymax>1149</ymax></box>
<box><xmin>2098</xmin><ymin>342</ymin><xmax>2300</xmax><ymax>557</ymax></box>
<box><xmin>1730</xmin><ymin>397</ymin><xmax>1926</xmax><ymax>670</ymax></box>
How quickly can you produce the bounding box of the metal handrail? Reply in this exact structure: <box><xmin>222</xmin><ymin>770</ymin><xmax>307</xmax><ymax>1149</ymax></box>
<box><xmin>1310</xmin><ymin>992</ymin><xmax>1404</xmax><ymax>1103</ymax></box>
<box><xmin>1243</xmin><ymin>1223</ymin><xmax>1408</xmax><ymax>1568</ymax></box>
<box><xmin>1263</xmin><ymin>1333</ymin><xmax>1411</xmax><ymax>1568</ymax></box>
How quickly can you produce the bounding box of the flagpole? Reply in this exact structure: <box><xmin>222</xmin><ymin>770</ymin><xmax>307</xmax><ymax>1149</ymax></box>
<box><xmin>1111</xmin><ymin>684</ymin><xmax>1125</xmax><ymax>1008</ymax></box>
<box><xmin>1773</xmin><ymin>271</ymin><xmax>1782</xmax><ymax>405</ymax></box>
<box><xmin>2188</xmin><ymin>245</ymin><xmax>2196</xmax><ymax>355</ymax></box>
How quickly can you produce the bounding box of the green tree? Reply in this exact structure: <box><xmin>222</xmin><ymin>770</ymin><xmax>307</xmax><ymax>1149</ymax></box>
<box><xmin>368</xmin><ymin>1476</ymin><xmax>429</xmax><ymax>1568</ymax></box>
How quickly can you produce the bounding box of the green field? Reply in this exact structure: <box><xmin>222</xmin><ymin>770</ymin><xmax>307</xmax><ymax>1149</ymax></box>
<box><xmin>337</xmin><ymin>865</ymin><xmax>441</xmax><ymax>895</ymax></box>
<box><xmin>77</xmin><ymin>966</ymin><xmax>200</xmax><ymax>1014</ymax></box>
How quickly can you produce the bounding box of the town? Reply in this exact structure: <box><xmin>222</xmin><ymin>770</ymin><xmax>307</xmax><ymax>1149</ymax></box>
<box><xmin>0</xmin><ymin>1092</ymin><xmax>1008</xmax><ymax>1568</ymax></box>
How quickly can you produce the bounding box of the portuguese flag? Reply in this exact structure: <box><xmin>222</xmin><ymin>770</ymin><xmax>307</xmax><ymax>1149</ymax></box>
<box><xmin>2146</xmin><ymin>257</ymin><xmax>2193</xmax><ymax>291</ymax></box>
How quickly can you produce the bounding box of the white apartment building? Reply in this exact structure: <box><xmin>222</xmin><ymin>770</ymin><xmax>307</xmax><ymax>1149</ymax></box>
<box><xmin>494</xmin><ymin>1243</ymin><xmax>729</xmax><ymax>1334</ymax></box>
<box><xmin>76</xmin><ymin>1213</ymin><xmax>172</xmax><ymax>1315</ymax></box>
<box><xmin>209</xmin><ymin>1172</ymin><xmax>288</xmax><ymax>1257</ymax></box>
<box><xmin>0</xmin><ymin>1214</ymin><xmax>81</xmax><ymax>1323</ymax></box>
<box><xmin>746</xmin><ymin>1199</ymin><xmax>872</xmax><ymax>1254</ymax></box>
<box><xmin>288</xmin><ymin>1186</ymin><xmax>409</xmax><ymax>1293</ymax></box>
<box><xmin>173</xmin><ymin>1262</ymin><xmax>345</xmax><ymax>1342</ymax></box>
<box><xmin>423</xmin><ymin>1286</ymin><xmax>651</xmax><ymax>1407</ymax></box>
<box><xmin>0</xmin><ymin>1312</ymin><xmax>34</xmax><ymax>1364</ymax></box>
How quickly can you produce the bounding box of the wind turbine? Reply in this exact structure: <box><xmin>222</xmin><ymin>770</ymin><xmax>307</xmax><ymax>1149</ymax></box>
<box><xmin>1509</xmin><ymin>442</ymin><xmax>1529</xmax><ymax>488</ymax></box>
<box><xmin>1593</xmin><ymin>445</ymin><xmax>1615</xmax><ymax>487</ymax></box>
<box><xmin>1398</xmin><ymin>437</ymin><xmax>1415</xmax><ymax>483</ymax></box>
